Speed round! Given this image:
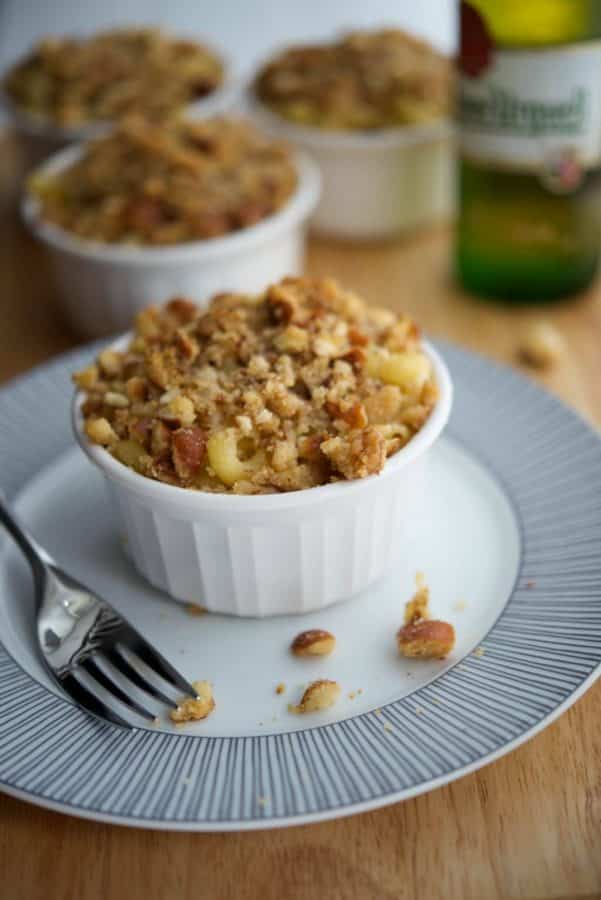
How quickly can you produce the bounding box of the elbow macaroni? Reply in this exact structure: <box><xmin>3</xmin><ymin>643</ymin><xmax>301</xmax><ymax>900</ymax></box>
<box><xmin>207</xmin><ymin>428</ymin><xmax>264</xmax><ymax>487</ymax></box>
<box><xmin>368</xmin><ymin>349</ymin><xmax>431</xmax><ymax>396</ymax></box>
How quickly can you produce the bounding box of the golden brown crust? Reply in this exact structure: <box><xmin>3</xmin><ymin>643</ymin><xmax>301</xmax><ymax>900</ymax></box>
<box><xmin>291</xmin><ymin>629</ymin><xmax>336</xmax><ymax>657</ymax></box>
<box><xmin>255</xmin><ymin>29</ymin><xmax>450</xmax><ymax>130</ymax></box>
<box><xmin>31</xmin><ymin>117</ymin><xmax>297</xmax><ymax>245</ymax></box>
<box><xmin>75</xmin><ymin>276</ymin><xmax>437</xmax><ymax>494</ymax></box>
<box><xmin>5</xmin><ymin>28</ymin><xmax>223</xmax><ymax>125</ymax></box>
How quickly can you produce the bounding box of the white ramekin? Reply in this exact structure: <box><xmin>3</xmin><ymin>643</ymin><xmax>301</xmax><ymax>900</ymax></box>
<box><xmin>72</xmin><ymin>339</ymin><xmax>452</xmax><ymax>618</ymax></box>
<box><xmin>1</xmin><ymin>58</ymin><xmax>239</xmax><ymax>169</ymax></box>
<box><xmin>247</xmin><ymin>93</ymin><xmax>454</xmax><ymax>240</ymax></box>
<box><xmin>21</xmin><ymin>144</ymin><xmax>320</xmax><ymax>339</ymax></box>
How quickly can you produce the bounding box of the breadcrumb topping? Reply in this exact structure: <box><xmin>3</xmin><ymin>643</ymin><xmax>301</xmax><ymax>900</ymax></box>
<box><xmin>255</xmin><ymin>29</ymin><xmax>450</xmax><ymax>130</ymax></box>
<box><xmin>31</xmin><ymin>116</ymin><xmax>297</xmax><ymax>245</ymax></box>
<box><xmin>5</xmin><ymin>28</ymin><xmax>223</xmax><ymax>125</ymax></box>
<box><xmin>75</xmin><ymin>277</ymin><xmax>437</xmax><ymax>494</ymax></box>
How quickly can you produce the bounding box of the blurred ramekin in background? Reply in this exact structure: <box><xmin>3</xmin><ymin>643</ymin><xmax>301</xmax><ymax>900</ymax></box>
<box><xmin>247</xmin><ymin>93</ymin><xmax>454</xmax><ymax>241</ymax></box>
<box><xmin>22</xmin><ymin>145</ymin><xmax>320</xmax><ymax>338</ymax></box>
<box><xmin>72</xmin><ymin>338</ymin><xmax>452</xmax><ymax>618</ymax></box>
<box><xmin>1</xmin><ymin>50</ymin><xmax>238</xmax><ymax>170</ymax></box>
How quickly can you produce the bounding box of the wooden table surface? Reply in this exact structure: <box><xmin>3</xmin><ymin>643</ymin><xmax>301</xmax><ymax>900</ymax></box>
<box><xmin>1</xmin><ymin>132</ymin><xmax>601</xmax><ymax>900</ymax></box>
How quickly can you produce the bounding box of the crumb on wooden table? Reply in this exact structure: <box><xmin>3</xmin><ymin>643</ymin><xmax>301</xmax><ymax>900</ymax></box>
<box><xmin>518</xmin><ymin>321</ymin><xmax>565</xmax><ymax>370</ymax></box>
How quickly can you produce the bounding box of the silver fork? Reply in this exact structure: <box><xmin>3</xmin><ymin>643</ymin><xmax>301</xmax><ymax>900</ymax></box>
<box><xmin>0</xmin><ymin>496</ymin><xmax>199</xmax><ymax>729</ymax></box>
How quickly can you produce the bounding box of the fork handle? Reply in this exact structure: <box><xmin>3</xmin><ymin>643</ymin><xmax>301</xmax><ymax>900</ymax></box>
<box><xmin>0</xmin><ymin>494</ymin><xmax>53</xmax><ymax>587</ymax></box>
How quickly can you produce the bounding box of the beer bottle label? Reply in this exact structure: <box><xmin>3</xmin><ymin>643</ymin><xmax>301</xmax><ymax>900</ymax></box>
<box><xmin>459</xmin><ymin>2</ymin><xmax>601</xmax><ymax>193</ymax></box>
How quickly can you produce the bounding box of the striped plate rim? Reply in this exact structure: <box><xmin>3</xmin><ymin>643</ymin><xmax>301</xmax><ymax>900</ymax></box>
<box><xmin>1</xmin><ymin>341</ymin><xmax>601</xmax><ymax>830</ymax></box>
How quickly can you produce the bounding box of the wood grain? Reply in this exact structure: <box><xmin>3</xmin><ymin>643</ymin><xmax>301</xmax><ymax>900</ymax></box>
<box><xmin>1</xmin><ymin>132</ymin><xmax>601</xmax><ymax>900</ymax></box>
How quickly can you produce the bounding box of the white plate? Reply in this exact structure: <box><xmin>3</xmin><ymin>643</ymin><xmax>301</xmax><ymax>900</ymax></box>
<box><xmin>1</xmin><ymin>342</ymin><xmax>601</xmax><ymax>830</ymax></box>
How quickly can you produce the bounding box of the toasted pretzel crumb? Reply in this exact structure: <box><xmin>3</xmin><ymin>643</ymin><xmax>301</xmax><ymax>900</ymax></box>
<box><xmin>473</xmin><ymin>646</ymin><xmax>485</xmax><ymax>658</ymax></box>
<box><xmin>170</xmin><ymin>680</ymin><xmax>215</xmax><ymax>723</ymax></box>
<box><xmin>291</xmin><ymin>629</ymin><xmax>336</xmax><ymax>657</ymax></box>
<box><xmin>525</xmin><ymin>580</ymin><xmax>536</xmax><ymax>589</ymax></box>
<box><xmin>288</xmin><ymin>679</ymin><xmax>341</xmax><ymax>714</ymax></box>
<box><xmin>275</xmin><ymin>682</ymin><xmax>286</xmax><ymax>695</ymax></box>
<box><xmin>519</xmin><ymin>321</ymin><xmax>565</xmax><ymax>370</ymax></box>
<box><xmin>397</xmin><ymin>619</ymin><xmax>455</xmax><ymax>659</ymax></box>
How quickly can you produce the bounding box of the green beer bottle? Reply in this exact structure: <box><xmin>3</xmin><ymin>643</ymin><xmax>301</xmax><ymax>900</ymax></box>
<box><xmin>456</xmin><ymin>0</ymin><xmax>601</xmax><ymax>301</ymax></box>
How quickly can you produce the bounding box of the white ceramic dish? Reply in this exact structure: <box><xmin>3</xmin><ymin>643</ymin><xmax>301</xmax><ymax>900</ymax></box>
<box><xmin>72</xmin><ymin>339</ymin><xmax>452</xmax><ymax>617</ymax></box>
<box><xmin>1</xmin><ymin>55</ymin><xmax>238</xmax><ymax>169</ymax></box>
<box><xmin>2</xmin><ymin>340</ymin><xmax>601</xmax><ymax>830</ymax></box>
<box><xmin>22</xmin><ymin>145</ymin><xmax>320</xmax><ymax>338</ymax></box>
<box><xmin>247</xmin><ymin>93</ymin><xmax>453</xmax><ymax>240</ymax></box>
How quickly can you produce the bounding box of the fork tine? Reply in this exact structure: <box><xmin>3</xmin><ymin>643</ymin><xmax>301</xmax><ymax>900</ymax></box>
<box><xmin>122</xmin><ymin>631</ymin><xmax>198</xmax><ymax>697</ymax></box>
<box><xmin>59</xmin><ymin>672</ymin><xmax>133</xmax><ymax>730</ymax></box>
<box><xmin>104</xmin><ymin>647</ymin><xmax>178</xmax><ymax>709</ymax></box>
<box><xmin>80</xmin><ymin>657</ymin><xmax>159</xmax><ymax>722</ymax></box>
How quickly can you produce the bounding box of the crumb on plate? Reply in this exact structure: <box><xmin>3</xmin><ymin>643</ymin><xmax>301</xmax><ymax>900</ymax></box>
<box><xmin>291</xmin><ymin>628</ymin><xmax>336</xmax><ymax>657</ymax></box>
<box><xmin>169</xmin><ymin>679</ymin><xmax>215</xmax><ymax>724</ymax></box>
<box><xmin>398</xmin><ymin>573</ymin><xmax>455</xmax><ymax>659</ymax></box>
<box><xmin>397</xmin><ymin>619</ymin><xmax>456</xmax><ymax>659</ymax></box>
<box><xmin>404</xmin><ymin>571</ymin><xmax>430</xmax><ymax>624</ymax></box>
<box><xmin>288</xmin><ymin>679</ymin><xmax>341</xmax><ymax>714</ymax></box>
<box><xmin>186</xmin><ymin>602</ymin><xmax>207</xmax><ymax>616</ymax></box>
